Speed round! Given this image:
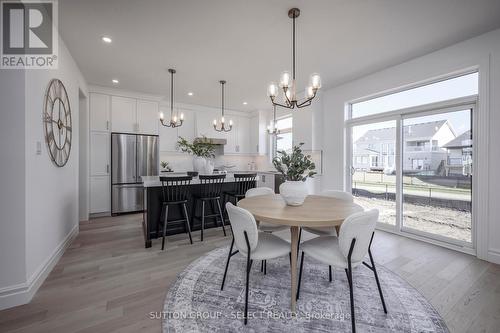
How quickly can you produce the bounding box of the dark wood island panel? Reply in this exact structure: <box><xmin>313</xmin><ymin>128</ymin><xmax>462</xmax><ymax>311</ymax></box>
<box><xmin>142</xmin><ymin>181</ymin><xmax>249</xmax><ymax>248</ymax></box>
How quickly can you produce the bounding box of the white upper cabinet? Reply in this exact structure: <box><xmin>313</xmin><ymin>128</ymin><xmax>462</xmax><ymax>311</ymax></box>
<box><xmin>137</xmin><ymin>100</ymin><xmax>159</xmax><ymax>135</ymax></box>
<box><xmin>249</xmin><ymin>115</ymin><xmax>259</xmax><ymax>154</ymax></box>
<box><xmin>90</xmin><ymin>132</ymin><xmax>110</xmax><ymax>176</ymax></box>
<box><xmin>111</xmin><ymin>96</ymin><xmax>137</xmax><ymax>133</ymax></box>
<box><xmin>237</xmin><ymin>116</ymin><xmax>250</xmax><ymax>154</ymax></box>
<box><xmin>90</xmin><ymin>93</ymin><xmax>110</xmax><ymax>132</ymax></box>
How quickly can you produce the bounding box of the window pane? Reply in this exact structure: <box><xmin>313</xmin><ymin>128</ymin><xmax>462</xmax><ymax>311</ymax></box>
<box><xmin>402</xmin><ymin>109</ymin><xmax>472</xmax><ymax>243</ymax></box>
<box><xmin>351</xmin><ymin>120</ymin><xmax>396</xmax><ymax>225</ymax></box>
<box><xmin>351</xmin><ymin>72</ymin><xmax>478</xmax><ymax>118</ymax></box>
<box><xmin>276</xmin><ymin>132</ymin><xmax>292</xmax><ymax>152</ymax></box>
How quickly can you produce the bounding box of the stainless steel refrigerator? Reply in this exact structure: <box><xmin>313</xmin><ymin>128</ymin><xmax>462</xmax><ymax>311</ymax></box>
<box><xmin>111</xmin><ymin>133</ymin><xmax>158</xmax><ymax>214</ymax></box>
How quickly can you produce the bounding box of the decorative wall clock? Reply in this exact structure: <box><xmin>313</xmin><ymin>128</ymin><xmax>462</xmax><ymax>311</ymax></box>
<box><xmin>43</xmin><ymin>78</ymin><xmax>72</xmax><ymax>167</ymax></box>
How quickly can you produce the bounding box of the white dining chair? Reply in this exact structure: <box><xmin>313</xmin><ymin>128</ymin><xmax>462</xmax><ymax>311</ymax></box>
<box><xmin>221</xmin><ymin>202</ymin><xmax>291</xmax><ymax>325</ymax></box>
<box><xmin>300</xmin><ymin>190</ymin><xmax>356</xmax><ymax>281</ymax></box>
<box><xmin>245</xmin><ymin>187</ymin><xmax>289</xmax><ymax>274</ymax></box>
<box><xmin>296</xmin><ymin>209</ymin><xmax>387</xmax><ymax>333</ymax></box>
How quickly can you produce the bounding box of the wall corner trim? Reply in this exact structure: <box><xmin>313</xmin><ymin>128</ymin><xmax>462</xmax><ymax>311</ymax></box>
<box><xmin>0</xmin><ymin>224</ymin><xmax>79</xmax><ymax>310</ymax></box>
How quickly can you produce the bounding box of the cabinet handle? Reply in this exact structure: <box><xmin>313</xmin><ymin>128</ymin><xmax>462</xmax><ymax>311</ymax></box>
<box><xmin>106</xmin><ymin>164</ymin><xmax>110</xmax><ymax>174</ymax></box>
<box><xmin>106</xmin><ymin>121</ymin><xmax>109</xmax><ymax>130</ymax></box>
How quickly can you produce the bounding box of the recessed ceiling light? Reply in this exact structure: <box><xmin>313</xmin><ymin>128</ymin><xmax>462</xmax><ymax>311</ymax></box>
<box><xmin>112</xmin><ymin>79</ymin><xmax>119</xmax><ymax>84</ymax></box>
<box><xmin>243</xmin><ymin>102</ymin><xmax>248</xmax><ymax>105</ymax></box>
<box><xmin>187</xmin><ymin>92</ymin><xmax>194</xmax><ymax>96</ymax></box>
<box><xmin>102</xmin><ymin>36</ymin><xmax>112</xmax><ymax>43</ymax></box>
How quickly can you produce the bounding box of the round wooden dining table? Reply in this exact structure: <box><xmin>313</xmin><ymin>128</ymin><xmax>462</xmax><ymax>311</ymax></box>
<box><xmin>237</xmin><ymin>194</ymin><xmax>363</xmax><ymax>313</ymax></box>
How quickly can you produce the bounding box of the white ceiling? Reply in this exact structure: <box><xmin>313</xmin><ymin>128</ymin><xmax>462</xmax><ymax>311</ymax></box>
<box><xmin>59</xmin><ymin>0</ymin><xmax>500</xmax><ymax>112</ymax></box>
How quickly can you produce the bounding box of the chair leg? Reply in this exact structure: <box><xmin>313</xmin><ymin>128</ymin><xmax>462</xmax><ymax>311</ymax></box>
<box><xmin>161</xmin><ymin>205</ymin><xmax>169</xmax><ymax>251</ymax></box>
<box><xmin>190</xmin><ymin>200</ymin><xmax>197</xmax><ymax>231</ymax></box>
<box><xmin>347</xmin><ymin>263</ymin><xmax>356</xmax><ymax>333</ymax></box>
<box><xmin>216</xmin><ymin>199</ymin><xmax>227</xmax><ymax>237</ymax></box>
<box><xmin>261</xmin><ymin>260</ymin><xmax>264</xmax><ymax>272</ymax></box>
<box><xmin>158</xmin><ymin>203</ymin><xmax>165</xmax><ymax>238</ymax></box>
<box><xmin>221</xmin><ymin>237</ymin><xmax>234</xmax><ymax>291</ymax></box>
<box><xmin>244</xmin><ymin>253</ymin><xmax>253</xmax><ymax>325</ymax></box>
<box><xmin>182</xmin><ymin>203</ymin><xmax>193</xmax><ymax>245</ymax></box>
<box><xmin>264</xmin><ymin>260</ymin><xmax>267</xmax><ymax>275</ymax></box>
<box><xmin>297</xmin><ymin>251</ymin><xmax>305</xmax><ymax>300</ymax></box>
<box><xmin>201</xmin><ymin>201</ymin><xmax>205</xmax><ymax>242</ymax></box>
<box><xmin>329</xmin><ymin>265</ymin><xmax>332</xmax><ymax>282</ymax></box>
<box><xmin>369</xmin><ymin>249</ymin><xmax>387</xmax><ymax>313</ymax></box>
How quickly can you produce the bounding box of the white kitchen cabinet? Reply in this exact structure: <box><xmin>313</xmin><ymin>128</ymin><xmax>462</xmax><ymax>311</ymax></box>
<box><xmin>90</xmin><ymin>132</ymin><xmax>110</xmax><ymax>176</ymax></box>
<box><xmin>111</xmin><ymin>96</ymin><xmax>137</xmax><ymax>133</ymax></box>
<box><xmin>237</xmin><ymin>116</ymin><xmax>250</xmax><ymax>154</ymax></box>
<box><xmin>90</xmin><ymin>176</ymin><xmax>110</xmax><ymax>213</ymax></box>
<box><xmin>137</xmin><ymin>100</ymin><xmax>159</xmax><ymax>135</ymax></box>
<box><xmin>249</xmin><ymin>115</ymin><xmax>259</xmax><ymax>154</ymax></box>
<box><xmin>222</xmin><ymin>125</ymin><xmax>237</xmax><ymax>154</ymax></box>
<box><xmin>90</xmin><ymin>93</ymin><xmax>110</xmax><ymax>132</ymax></box>
<box><xmin>257</xmin><ymin>173</ymin><xmax>275</xmax><ymax>192</ymax></box>
<box><xmin>158</xmin><ymin>106</ymin><xmax>179</xmax><ymax>152</ymax></box>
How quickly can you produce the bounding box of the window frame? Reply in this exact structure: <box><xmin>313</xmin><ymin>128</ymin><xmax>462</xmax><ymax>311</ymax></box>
<box><xmin>345</xmin><ymin>77</ymin><xmax>479</xmax><ymax>253</ymax></box>
<box><xmin>271</xmin><ymin>114</ymin><xmax>293</xmax><ymax>160</ymax></box>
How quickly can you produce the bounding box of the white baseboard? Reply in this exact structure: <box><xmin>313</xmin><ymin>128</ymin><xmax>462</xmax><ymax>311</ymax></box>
<box><xmin>0</xmin><ymin>224</ymin><xmax>79</xmax><ymax>310</ymax></box>
<box><xmin>488</xmin><ymin>249</ymin><xmax>500</xmax><ymax>265</ymax></box>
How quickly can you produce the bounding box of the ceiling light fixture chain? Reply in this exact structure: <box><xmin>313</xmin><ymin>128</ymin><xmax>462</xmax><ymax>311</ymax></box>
<box><xmin>214</xmin><ymin>80</ymin><xmax>233</xmax><ymax>132</ymax></box>
<box><xmin>160</xmin><ymin>68</ymin><xmax>184</xmax><ymax>128</ymax></box>
<box><xmin>267</xmin><ymin>8</ymin><xmax>321</xmax><ymax>109</ymax></box>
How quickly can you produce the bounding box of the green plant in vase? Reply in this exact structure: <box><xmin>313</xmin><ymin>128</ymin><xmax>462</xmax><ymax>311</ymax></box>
<box><xmin>177</xmin><ymin>136</ymin><xmax>217</xmax><ymax>174</ymax></box>
<box><xmin>273</xmin><ymin>143</ymin><xmax>316</xmax><ymax>205</ymax></box>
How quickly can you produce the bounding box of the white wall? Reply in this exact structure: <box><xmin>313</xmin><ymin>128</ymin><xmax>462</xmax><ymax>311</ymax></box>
<box><xmin>0</xmin><ymin>36</ymin><xmax>87</xmax><ymax>309</ymax></box>
<box><xmin>320</xmin><ymin>28</ymin><xmax>500</xmax><ymax>264</ymax></box>
<box><xmin>0</xmin><ymin>70</ymin><xmax>27</xmax><ymax>300</ymax></box>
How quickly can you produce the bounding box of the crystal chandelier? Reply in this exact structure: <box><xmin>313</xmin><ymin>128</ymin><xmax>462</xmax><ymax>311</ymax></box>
<box><xmin>267</xmin><ymin>8</ymin><xmax>321</xmax><ymax>109</ymax></box>
<box><xmin>213</xmin><ymin>80</ymin><xmax>233</xmax><ymax>132</ymax></box>
<box><xmin>160</xmin><ymin>68</ymin><xmax>184</xmax><ymax>128</ymax></box>
<box><xmin>267</xmin><ymin>105</ymin><xmax>280</xmax><ymax>135</ymax></box>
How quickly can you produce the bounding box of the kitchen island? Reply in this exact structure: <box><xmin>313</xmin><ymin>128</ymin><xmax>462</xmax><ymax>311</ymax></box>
<box><xmin>141</xmin><ymin>175</ymin><xmax>257</xmax><ymax>248</ymax></box>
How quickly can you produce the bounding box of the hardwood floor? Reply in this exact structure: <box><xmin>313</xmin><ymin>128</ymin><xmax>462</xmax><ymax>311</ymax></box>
<box><xmin>0</xmin><ymin>214</ymin><xmax>499</xmax><ymax>332</ymax></box>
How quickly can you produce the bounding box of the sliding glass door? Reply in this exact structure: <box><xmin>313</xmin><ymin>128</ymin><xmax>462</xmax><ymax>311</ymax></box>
<box><xmin>346</xmin><ymin>72</ymin><xmax>477</xmax><ymax>248</ymax></box>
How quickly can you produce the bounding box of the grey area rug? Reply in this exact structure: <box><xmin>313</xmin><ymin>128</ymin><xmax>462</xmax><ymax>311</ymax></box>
<box><xmin>163</xmin><ymin>246</ymin><xmax>448</xmax><ymax>332</ymax></box>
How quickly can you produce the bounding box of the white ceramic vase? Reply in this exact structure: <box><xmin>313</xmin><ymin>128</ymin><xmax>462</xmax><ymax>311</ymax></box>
<box><xmin>205</xmin><ymin>159</ymin><xmax>215</xmax><ymax>175</ymax></box>
<box><xmin>193</xmin><ymin>156</ymin><xmax>207</xmax><ymax>174</ymax></box>
<box><xmin>193</xmin><ymin>156</ymin><xmax>215</xmax><ymax>174</ymax></box>
<box><xmin>279</xmin><ymin>180</ymin><xmax>308</xmax><ymax>206</ymax></box>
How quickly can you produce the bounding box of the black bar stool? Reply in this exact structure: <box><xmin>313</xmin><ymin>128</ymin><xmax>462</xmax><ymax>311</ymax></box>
<box><xmin>191</xmin><ymin>174</ymin><xmax>227</xmax><ymax>241</ymax></box>
<box><xmin>158</xmin><ymin>176</ymin><xmax>193</xmax><ymax>250</ymax></box>
<box><xmin>223</xmin><ymin>173</ymin><xmax>257</xmax><ymax>205</ymax></box>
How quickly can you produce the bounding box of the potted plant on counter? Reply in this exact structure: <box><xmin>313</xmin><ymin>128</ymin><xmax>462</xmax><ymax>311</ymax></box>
<box><xmin>160</xmin><ymin>161</ymin><xmax>173</xmax><ymax>172</ymax></box>
<box><xmin>177</xmin><ymin>136</ymin><xmax>216</xmax><ymax>174</ymax></box>
<box><xmin>273</xmin><ymin>143</ymin><xmax>316</xmax><ymax>206</ymax></box>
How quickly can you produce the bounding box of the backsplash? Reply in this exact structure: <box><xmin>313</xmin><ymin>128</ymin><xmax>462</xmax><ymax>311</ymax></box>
<box><xmin>159</xmin><ymin>153</ymin><xmax>261</xmax><ymax>172</ymax></box>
